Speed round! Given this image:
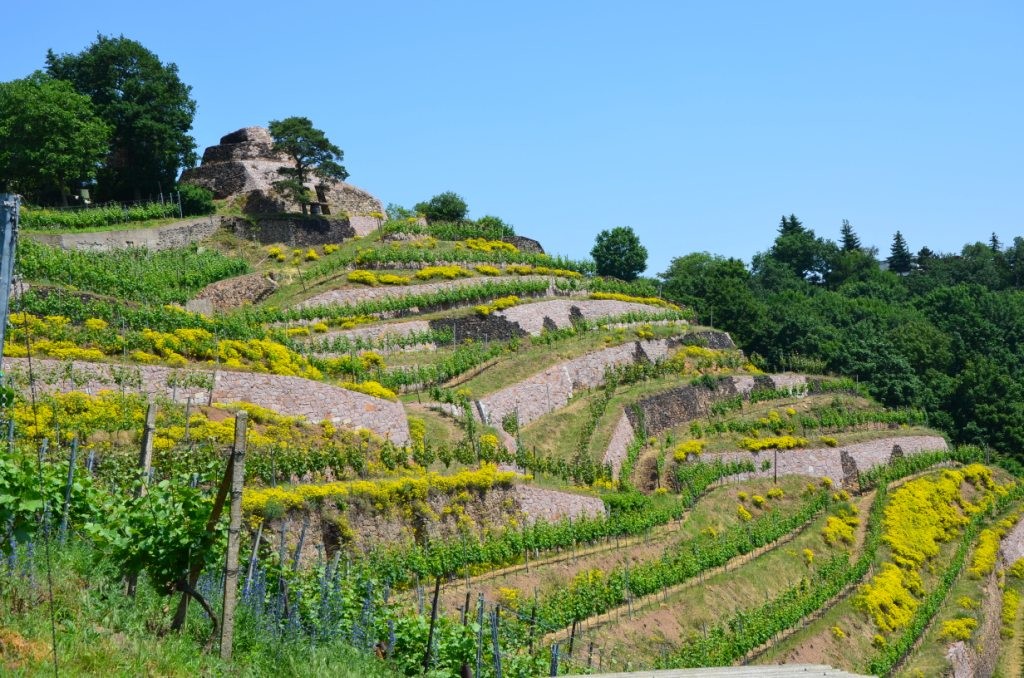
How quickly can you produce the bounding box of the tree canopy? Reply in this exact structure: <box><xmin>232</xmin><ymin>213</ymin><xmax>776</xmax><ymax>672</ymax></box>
<box><xmin>591</xmin><ymin>226</ymin><xmax>647</xmax><ymax>281</ymax></box>
<box><xmin>415</xmin><ymin>192</ymin><xmax>469</xmax><ymax>223</ymax></box>
<box><xmin>46</xmin><ymin>34</ymin><xmax>197</xmax><ymax>201</ymax></box>
<box><xmin>268</xmin><ymin>116</ymin><xmax>348</xmax><ymax>215</ymax></box>
<box><xmin>659</xmin><ymin>215</ymin><xmax>1024</xmax><ymax>461</ymax></box>
<box><xmin>0</xmin><ymin>72</ymin><xmax>110</xmax><ymax>204</ymax></box>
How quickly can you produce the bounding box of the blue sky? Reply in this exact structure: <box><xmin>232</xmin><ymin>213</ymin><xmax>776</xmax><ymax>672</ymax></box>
<box><xmin>5</xmin><ymin>1</ymin><xmax>1022</xmax><ymax>275</ymax></box>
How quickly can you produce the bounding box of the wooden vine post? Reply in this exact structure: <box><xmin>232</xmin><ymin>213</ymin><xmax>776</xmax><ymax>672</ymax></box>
<box><xmin>220</xmin><ymin>410</ymin><xmax>248</xmax><ymax>660</ymax></box>
<box><xmin>127</xmin><ymin>402</ymin><xmax>157</xmax><ymax>597</ymax></box>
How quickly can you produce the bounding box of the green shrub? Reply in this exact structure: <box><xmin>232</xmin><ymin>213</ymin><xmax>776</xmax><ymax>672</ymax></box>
<box><xmin>177</xmin><ymin>183</ymin><xmax>215</xmax><ymax>216</ymax></box>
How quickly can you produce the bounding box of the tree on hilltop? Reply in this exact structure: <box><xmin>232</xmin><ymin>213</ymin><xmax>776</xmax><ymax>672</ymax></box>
<box><xmin>888</xmin><ymin>231</ymin><xmax>912</xmax><ymax>274</ymax></box>
<box><xmin>840</xmin><ymin>219</ymin><xmax>861</xmax><ymax>252</ymax></box>
<box><xmin>415</xmin><ymin>192</ymin><xmax>469</xmax><ymax>223</ymax></box>
<box><xmin>591</xmin><ymin>226</ymin><xmax>647</xmax><ymax>281</ymax></box>
<box><xmin>46</xmin><ymin>34</ymin><xmax>197</xmax><ymax>201</ymax></box>
<box><xmin>0</xmin><ymin>72</ymin><xmax>110</xmax><ymax>204</ymax></box>
<box><xmin>268</xmin><ymin>116</ymin><xmax>348</xmax><ymax>215</ymax></box>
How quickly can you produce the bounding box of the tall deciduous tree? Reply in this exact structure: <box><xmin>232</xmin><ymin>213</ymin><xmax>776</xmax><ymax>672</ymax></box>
<box><xmin>0</xmin><ymin>72</ymin><xmax>110</xmax><ymax>204</ymax></box>
<box><xmin>888</xmin><ymin>231</ymin><xmax>912</xmax><ymax>274</ymax></box>
<box><xmin>591</xmin><ymin>226</ymin><xmax>647</xmax><ymax>281</ymax></box>
<box><xmin>268</xmin><ymin>116</ymin><xmax>348</xmax><ymax>215</ymax></box>
<box><xmin>46</xmin><ymin>35</ymin><xmax>197</xmax><ymax>201</ymax></box>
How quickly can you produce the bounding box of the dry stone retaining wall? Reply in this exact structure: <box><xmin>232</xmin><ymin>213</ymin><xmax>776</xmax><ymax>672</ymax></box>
<box><xmin>190</xmin><ymin>272</ymin><xmax>277</xmax><ymax>312</ymax></box>
<box><xmin>1001</xmin><ymin>513</ymin><xmax>1024</xmax><ymax>566</ymax></box>
<box><xmin>703</xmin><ymin>435</ymin><xmax>948</xmax><ymax>487</ymax></box>
<box><xmin>495</xmin><ymin>299</ymin><xmax>669</xmax><ymax>336</ymax></box>
<box><xmin>26</xmin><ymin>216</ymin><xmax>219</xmax><ymax>252</ymax></box>
<box><xmin>298</xmin><ymin>275</ymin><xmax>555</xmax><ymax>310</ymax></box>
<box><xmin>476</xmin><ymin>339</ymin><xmax>673</xmax><ymax>429</ymax></box>
<box><xmin>512</xmin><ymin>485</ymin><xmax>605</xmax><ymax>523</ymax></box>
<box><xmin>2</xmin><ymin>357</ymin><xmax>409</xmax><ymax>444</ymax></box>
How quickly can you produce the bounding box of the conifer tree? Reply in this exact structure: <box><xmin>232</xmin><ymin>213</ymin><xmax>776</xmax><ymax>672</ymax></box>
<box><xmin>840</xmin><ymin>219</ymin><xmax>861</xmax><ymax>252</ymax></box>
<box><xmin>888</xmin><ymin>231</ymin><xmax>912</xmax><ymax>274</ymax></box>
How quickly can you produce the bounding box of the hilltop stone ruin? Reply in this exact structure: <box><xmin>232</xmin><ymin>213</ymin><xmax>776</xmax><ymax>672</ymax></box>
<box><xmin>181</xmin><ymin>126</ymin><xmax>385</xmax><ymax>236</ymax></box>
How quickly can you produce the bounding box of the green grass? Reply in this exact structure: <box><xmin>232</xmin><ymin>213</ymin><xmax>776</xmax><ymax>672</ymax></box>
<box><xmin>1</xmin><ymin>543</ymin><xmax>398</xmax><ymax>677</ymax></box>
<box><xmin>594</xmin><ymin>490</ymin><xmax>871</xmax><ymax>670</ymax></box>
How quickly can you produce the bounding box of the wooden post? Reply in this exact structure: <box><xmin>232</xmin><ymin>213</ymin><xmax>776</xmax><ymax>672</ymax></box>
<box><xmin>137</xmin><ymin>403</ymin><xmax>157</xmax><ymax>496</ymax></box>
<box><xmin>243</xmin><ymin>520</ymin><xmax>263</xmax><ymax>597</ymax></box>
<box><xmin>127</xmin><ymin>403</ymin><xmax>157</xmax><ymax>596</ymax></box>
<box><xmin>422</xmin><ymin>575</ymin><xmax>442</xmax><ymax>672</ymax></box>
<box><xmin>220</xmin><ymin>410</ymin><xmax>247</xmax><ymax>661</ymax></box>
<box><xmin>59</xmin><ymin>438</ymin><xmax>78</xmax><ymax>545</ymax></box>
<box><xmin>171</xmin><ymin>446</ymin><xmax>236</xmax><ymax>630</ymax></box>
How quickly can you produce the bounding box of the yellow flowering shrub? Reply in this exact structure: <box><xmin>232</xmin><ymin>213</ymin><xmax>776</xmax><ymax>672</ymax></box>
<box><xmin>242</xmin><ymin>464</ymin><xmax>518</xmax><ymax>516</ymax></box>
<box><xmin>752</xmin><ymin>495</ymin><xmax>767</xmax><ymax>508</ymax></box>
<box><xmin>1002</xmin><ymin>588</ymin><xmax>1020</xmax><ymax>638</ymax></box>
<box><xmin>474</xmin><ymin>264</ymin><xmax>501</xmax><ymax>276</ymax></box>
<box><xmin>672</xmin><ymin>439</ymin><xmax>705</xmax><ymax>462</ymax></box>
<box><xmin>475</xmin><ymin>295</ymin><xmax>520</xmax><ymax>316</ymax></box>
<box><xmin>305</xmin><ymin>249</ymin><xmax>319</xmax><ymax>261</ymax></box>
<box><xmin>820</xmin><ymin>436</ymin><xmax>839</xmax><ymax>447</ymax></box>
<box><xmin>821</xmin><ymin>515</ymin><xmax>856</xmax><ymax>546</ymax></box>
<box><xmin>589</xmin><ymin>292</ymin><xmax>679</xmax><ymax>310</ymax></box>
<box><xmin>323</xmin><ymin>244</ymin><xmax>340</xmax><ymax>255</ymax></box>
<box><xmin>737</xmin><ymin>504</ymin><xmax>753</xmax><ymax>522</ymax></box>
<box><xmin>856</xmin><ymin>563</ymin><xmax>924</xmax><ymax>632</ymax></box>
<box><xmin>312</xmin><ymin>322</ymin><xmax>329</xmax><ymax>333</ymax></box>
<box><xmin>338</xmin><ymin>380</ymin><xmax>397</xmax><ymax>401</ymax></box>
<box><xmin>347</xmin><ymin>270</ymin><xmax>378</xmax><ymax>286</ymax></box>
<box><xmin>969</xmin><ymin>528</ymin><xmax>1002</xmax><ymax>578</ymax></box>
<box><xmin>415</xmin><ymin>265</ymin><xmax>473</xmax><ymax>280</ymax></box>
<box><xmin>803</xmin><ymin>548</ymin><xmax>815</xmax><ymax>567</ymax></box>
<box><xmin>831</xmin><ymin>626</ymin><xmax>846</xmax><ymax>640</ymax></box>
<box><xmin>377</xmin><ymin>273</ymin><xmax>410</xmax><ymax>285</ymax></box>
<box><xmin>939</xmin><ymin>617</ymin><xmax>977</xmax><ymax>641</ymax></box>
<box><xmin>84</xmin><ymin>318</ymin><xmax>108</xmax><ymax>331</ymax></box>
<box><xmin>739</xmin><ymin>435</ymin><xmax>808</xmax><ymax>451</ymax></box>
<box><xmin>737</xmin><ymin>491</ymin><xmax>749</xmax><ymax>503</ymax></box>
<box><xmin>463</xmin><ymin>238</ymin><xmax>518</xmax><ymax>253</ymax></box>
<box><xmin>958</xmin><ymin>596</ymin><xmax>977</xmax><ymax>610</ymax></box>
<box><xmin>286</xmin><ymin>327</ymin><xmax>311</xmax><ymax>337</ymax></box>
<box><xmin>767</xmin><ymin>487</ymin><xmax>785</xmax><ymax>500</ymax></box>
<box><xmin>1010</xmin><ymin>559</ymin><xmax>1024</xmax><ymax>579</ymax></box>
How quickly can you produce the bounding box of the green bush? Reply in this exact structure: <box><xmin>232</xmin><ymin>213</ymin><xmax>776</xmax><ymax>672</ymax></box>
<box><xmin>177</xmin><ymin>183</ymin><xmax>215</xmax><ymax>216</ymax></box>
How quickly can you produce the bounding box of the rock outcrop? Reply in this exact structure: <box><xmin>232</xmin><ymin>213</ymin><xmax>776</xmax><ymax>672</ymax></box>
<box><xmin>180</xmin><ymin>126</ymin><xmax>385</xmax><ymax>235</ymax></box>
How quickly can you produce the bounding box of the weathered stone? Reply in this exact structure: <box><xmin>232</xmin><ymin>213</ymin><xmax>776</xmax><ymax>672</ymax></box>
<box><xmin>2</xmin><ymin>357</ymin><xmax>409</xmax><ymax>444</ymax></box>
<box><xmin>181</xmin><ymin>126</ymin><xmax>384</xmax><ymax>234</ymax></box>
<box><xmin>222</xmin><ymin>214</ymin><xmax>355</xmax><ymax>247</ymax></box>
<box><xmin>25</xmin><ymin>216</ymin><xmax>219</xmax><ymax>252</ymax></box>
<box><xmin>192</xmin><ymin>272</ymin><xmax>276</xmax><ymax>312</ymax></box>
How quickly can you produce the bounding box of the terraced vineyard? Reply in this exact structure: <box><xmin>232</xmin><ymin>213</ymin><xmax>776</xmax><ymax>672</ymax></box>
<box><xmin>4</xmin><ymin>216</ymin><xmax>1024</xmax><ymax>678</ymax></box>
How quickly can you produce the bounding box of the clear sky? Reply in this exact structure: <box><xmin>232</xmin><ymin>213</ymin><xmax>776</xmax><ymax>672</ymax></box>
<box><xmin>4</xmin><ymin>1</ymin><xmax>1022</xmax><ymax>275</ymax></box>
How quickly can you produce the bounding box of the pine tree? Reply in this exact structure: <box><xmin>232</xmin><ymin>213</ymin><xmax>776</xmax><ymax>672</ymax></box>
<box><xmin>888</xmin><ymin>231</ymin><xmax>912</xmax><ymax>274</ymax></box>
<box><xmin>840</xmin><ymin>219</ymin><xmax>861</xmax><ymax>252</ymax></box>
<box><xmin>990</xmin><ymin>232</ymin><xmax>1001</xmax><ymax>252</ymax></box>
<box><xmin>778</xmin><ymin>214</ymin><xmax>804</xmax><ymax>236</ymax></box>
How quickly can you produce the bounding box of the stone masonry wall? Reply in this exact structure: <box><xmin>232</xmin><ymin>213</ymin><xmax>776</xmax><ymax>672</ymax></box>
<box><xmin>26</xmin><ymin>216</ymin><xmax>220</xmax><ymax>252</ymax></box>
<box><xmin>223</xmin><ymin>215</ymin><xmax>356</xmax><ymax>247</ymax></box>
<box><xmin>604</xmin><ymin>373</ymin><xmax>812</xmax><ymax>475</ymax></box>
<box><xmin>2</xmin><ymin>357</ymin><xmax>409</xmax><ymax>444</ymax></box>
<box><xmin>475</xmin><ymin>339</ymin><xmax>673</xmax><ymax>429</ymax></box>
<box><xmin>705</xmin><ymin>435</ymin><xmax>948</xmax><ymax>487</ymax></box>
<box><xmin>495</xmin><ymin>299</ymin><xmax>670</xmax><ymax>336</ymax></box>
<box><xmin>298</xmin><ymin>275</ymin><xmax>556</xmax><ymax>310</ymax></box>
